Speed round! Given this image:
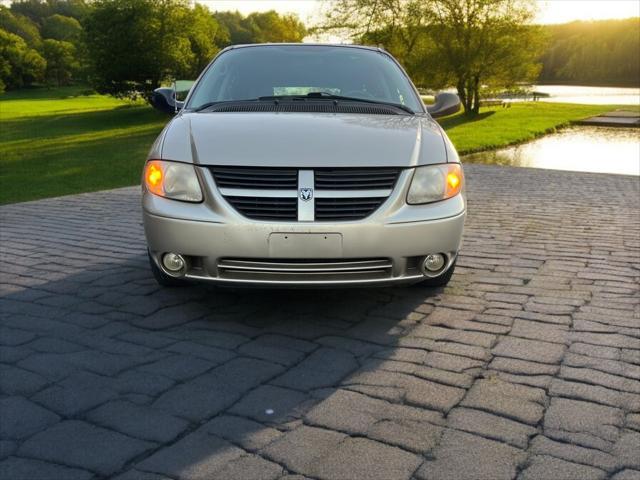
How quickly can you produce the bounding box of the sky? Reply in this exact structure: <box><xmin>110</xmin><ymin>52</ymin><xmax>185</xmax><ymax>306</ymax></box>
<box><xmin>199</xmin><ymin>0</ymin><xmax>640</xmax><ymax>25</ymax></box>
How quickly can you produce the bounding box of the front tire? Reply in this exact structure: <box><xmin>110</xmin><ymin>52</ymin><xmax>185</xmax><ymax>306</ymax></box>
<box><xmin>417</xmin><ymin>259</ymin><xmax>456</xmax><ymax>288</ymax></box>
<box><xmin>148</xmin><ymin>250</ymin><xmax>185</xmax><ymax>287</ymax></box>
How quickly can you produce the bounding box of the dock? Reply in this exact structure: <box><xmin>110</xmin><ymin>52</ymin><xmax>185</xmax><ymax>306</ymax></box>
<box><xmin>577</xmin><ymin>110</ymin><xmax>640</xmax><ymax>127</ymax></box>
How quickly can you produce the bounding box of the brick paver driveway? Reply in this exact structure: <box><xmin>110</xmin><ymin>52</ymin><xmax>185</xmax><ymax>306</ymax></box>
<box><xmin>1</xmin><ymin>164</ymin><xmax>639</xmax><ymax>480</ymax></box>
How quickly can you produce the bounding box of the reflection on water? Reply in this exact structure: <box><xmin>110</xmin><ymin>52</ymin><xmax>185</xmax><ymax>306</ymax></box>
<box><xmin>436</xmin><ymin>85</ymin><xmax>640</xmax><ymax>105</ymax></box>
<box><xmin>531</xmin><ymin>85</ymin><xmax>640</xmax><ymax>106</ymax></box>
<box><xmin>464</xmin><ymin>127</ymin><xmax>640</xmax><ymax>176</ymax></box>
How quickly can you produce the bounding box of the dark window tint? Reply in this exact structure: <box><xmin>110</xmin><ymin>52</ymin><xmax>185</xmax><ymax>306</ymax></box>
<box><xmin>187</xmin><ymin>45</ymin><xmax>422</xmax><ymax>112</ymax></box>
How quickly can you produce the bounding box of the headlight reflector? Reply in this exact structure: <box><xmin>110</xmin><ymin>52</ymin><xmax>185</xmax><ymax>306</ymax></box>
<box><xmin>407</xmin><ymin>163</ymin><xmax>463</xmax><ymax>204</ymax></box>
<box><xmin>144</xmin><ymin>160</ymin><xmax>203</xmax><ymax>202</ymax></box>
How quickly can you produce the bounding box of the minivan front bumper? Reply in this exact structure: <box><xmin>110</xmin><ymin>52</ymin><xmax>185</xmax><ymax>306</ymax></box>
<box><xmin>143</xmin><ymin>167</ymin><xmax>466</xmax><ymax>287</ymax></box>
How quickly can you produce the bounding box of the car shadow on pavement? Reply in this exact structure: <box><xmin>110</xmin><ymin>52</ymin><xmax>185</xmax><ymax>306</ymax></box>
<box><xmin>1</xmin><ymin>251</ymin><xmax>459</xmax><ymax>480</ymax></box>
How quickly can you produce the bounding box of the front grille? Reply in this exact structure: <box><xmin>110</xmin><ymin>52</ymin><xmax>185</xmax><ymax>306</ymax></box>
<box><xmin>315</xmin><ymin>169</ymin><xmax>399</xmax><ymax>190</ymax></box>
<box><xmin>315</xmin><ymin>198</ymin><xmax>386</xmax><ymax>220</ymax></box>
<box><xmin>218</xmin><ymin>258</ymin><xmax>393</xmax><ymax>282</ymax></box>
<box><xmin>211</xmin><ymin>167</ymin><xmax>297</xmax><ymax>189</ymax></box>
<box><xmin>224</xmin><ymin>196</ymin><xmax>297</xmax><ymax>221</ymax></box>
<box><xmin>212</xmin><ymin>167</ymin><xmax>400</xmax><ymax>222</ymax></box>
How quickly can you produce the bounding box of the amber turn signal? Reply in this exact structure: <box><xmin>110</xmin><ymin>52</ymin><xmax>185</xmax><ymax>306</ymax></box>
<box><xmin>145</xmin><ymin>161</ymin><xmax>164</xmax><ymax>196</ymax></box>
<box><xmin>143</xmin><ymin>160</ymin><xmax>203</xmax><ymax>202</ymax></box>
<box><xmin>407</xmin><ymin>163</ymin><xmax>464</xmax><ymax>204</ymax></box>
<box><xmin>445</xmin><ymin>164</ymin><xmax>463</xmax><ymax>198</ymax></box>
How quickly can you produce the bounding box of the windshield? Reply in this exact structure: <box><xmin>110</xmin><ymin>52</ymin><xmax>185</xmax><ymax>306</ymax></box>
<box><xmin>186</xmin><ymin>45</ymin><xmax>423</xmax><ymax>112</ymax></box>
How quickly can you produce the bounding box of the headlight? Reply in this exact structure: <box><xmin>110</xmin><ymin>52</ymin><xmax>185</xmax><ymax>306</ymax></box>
<box><xmin>407</xmin><ymin>163</ymin><xmax>463</xmax><ymax>204</ymax></box>
<box><xmin>144</xmin><ymin>160</ymin><xmax>203</xmax><ymax>202</ymax></box>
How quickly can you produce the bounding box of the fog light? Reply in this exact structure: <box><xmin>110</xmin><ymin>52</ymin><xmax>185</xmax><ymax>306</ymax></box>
<box><xmin>162</xmin><ymin>253</ymin><xmax>185</xmax><ymax>272</ymax></box>
<box><xmin>423</xmin><ymin>254</ymin><xmax>445</xmax><ymax>272</ymax></box>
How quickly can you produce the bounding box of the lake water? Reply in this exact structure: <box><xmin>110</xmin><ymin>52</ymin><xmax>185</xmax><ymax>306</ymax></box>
<box><xmin>464</xmin><ymin>127</ymin><xmax>640</xmax><ymax>176</ymax></box>
<box><xmin>433</xmin><ymin>85</ymin><xmax>640</xmax><ymax>105</ymax></box>
<box><xmin>531</xmin><ymin>85</ymin><xmax>640</xmax><ymax>106</ymax></box>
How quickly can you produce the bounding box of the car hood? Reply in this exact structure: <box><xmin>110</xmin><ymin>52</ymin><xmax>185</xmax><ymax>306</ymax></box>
<box><xmin>159</xmin><ymin>112</ymin><xmax>449</xmax><ymax>167</ymax></box>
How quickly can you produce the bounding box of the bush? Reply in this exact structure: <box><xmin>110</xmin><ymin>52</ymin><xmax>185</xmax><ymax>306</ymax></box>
<box><xmin>0</xmin><ymin>28</ymin><xmax>45</xmax><ymax>89</ymax></box>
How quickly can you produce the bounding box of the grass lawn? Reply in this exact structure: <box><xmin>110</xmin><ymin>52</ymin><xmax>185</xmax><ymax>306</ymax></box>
<box><xmin>0</xmin><ymin>86</ymin><xmax>167</xmax><ymax>204</ymax></box>
<box><xmin>0</xmin><ymin>86</ymin><xmax>628</xmax><ymax>204</ymax></box>
<box><xmin>440</xmin><ymin>102</ymin><xmax>632</xmax><ymax>154</ymax></box>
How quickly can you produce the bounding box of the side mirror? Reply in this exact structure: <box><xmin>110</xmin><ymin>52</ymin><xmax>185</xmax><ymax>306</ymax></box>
<box><xmin>427</xmin><ymin>92</ymin><xmax>461</xmax><ymax>118</ymax></box>
<box><xmin>151</xmin><ymin>87</ymin><xmax>184</xmax><ymax>115</ymax></box>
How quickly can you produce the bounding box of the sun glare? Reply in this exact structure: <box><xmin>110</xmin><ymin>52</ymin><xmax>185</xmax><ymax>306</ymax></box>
<box><xmin>535</xmin><ymin>0</ymin><xmax>639</xmax><ymax>24</ymax></box>
<box><xmin>197</xmin><ymin>0</ymin><xmax>639</xmax><ymax>25</ymax></box>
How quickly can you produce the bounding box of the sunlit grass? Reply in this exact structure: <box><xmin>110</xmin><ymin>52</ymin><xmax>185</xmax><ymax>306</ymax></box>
<box><xmin>0</xmin><ymin>86</ymin><xmax>168</xmax><ymax>204</ymax></box>
<box><xmin>1</xmin><ymin>86</ymin><xmax>129</xmax><ymax>118</ymax></box>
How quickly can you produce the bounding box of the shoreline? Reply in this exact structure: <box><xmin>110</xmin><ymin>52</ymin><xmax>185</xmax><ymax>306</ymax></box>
<box><xmin>438</xmin><ymin>102</ymin><xmax>638</xmax><ymax>156</ymax></box>
<box><xmin>453</xmin><ymin>121</ymin><xmax>573</xmax><ymax>156</ymax></box>
<box><xmin>533</xmin><ymin>81</ymin><xmax>640</xmax><ymax>89</ymax></box>
<box><xmin>454</xmin><ymin>118</ymin><xmax>638</xmax><ymax>157</ymax></box>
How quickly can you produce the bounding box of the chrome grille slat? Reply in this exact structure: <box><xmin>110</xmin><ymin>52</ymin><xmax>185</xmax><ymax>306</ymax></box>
<box><xmin>315</xmin><ymin>168</ymin><xmax>399</xmax><ymax>191</ymax></box>
<box><xmin>316</xmin><ymin>200</ymin><xmax>382</xmax><ymax>206</ymax></box>
<box><xmin>224</xmin><ymin>196</ymin><xmax>297</xmax><ymax>221</ymax></box>
<box><xmin>318</xmin><ymin>182</ymin><xmax>395</xmax><ymax>188</ymax></box>
<box><xmin>219</xmin><ymin>258</ymin><xmax>392</xmax><ymax>272</ymax></box>
<box><xmin>211</xmin><ymin>167</ymin><xmax>399</xmax><ymax>221</ymax></box>
<box><xmin>218</xmin><ymin>258</ymin><xmax>393</xmax><ymax>281</ymax></box>
<box><xmin>221</xmin><ymin>259</ymin><xmax>391</xmax><ymax>267</ymax></box>
<box><xmin>217</xmin><ymin>181</ymin><xmax>298</xmax><ymax>188</ymax></box>
<box><xmin>219</xmin><ymin>188</ymin><xmax>298</xmax><ymax>198</ymax></box>
<box><xmin>315</xmin><ymin>197</ymin><xmax>384</xmax><ymax>220</ymax></box>
<box><xmin>212</xmin><ymin>167</ymin><xmax>297</xmax><ymax>190</ymax></box>
<box><xmin>314</xmin><ymin>189</ymin><xmax>391</xmax><ymax>198</ymax></box>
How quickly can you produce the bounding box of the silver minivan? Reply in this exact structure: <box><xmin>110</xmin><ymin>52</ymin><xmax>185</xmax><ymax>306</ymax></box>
<box><xmin>143</xmin><ymin>44</ymin><xmax>465</xmax><ymax>288</ymax></box>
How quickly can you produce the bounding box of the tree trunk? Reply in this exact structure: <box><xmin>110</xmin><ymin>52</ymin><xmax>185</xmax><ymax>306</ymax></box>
<box><xmin>472</xmin><ymin>75</ymin><xmax>481</xmax><ymax>114</ymax></box>
<box><xmin>456</xmin><ymin>78</ymin><xmax>467</xmax><ymax>111</ymax></box>
<box><xmin>457</xmin><ymin>77</ymin><xmax>476</xmax><ymax>115</ymax></box>
<box><xmin>464</xmin><ymin>77</ymin><xmax>475</xmax><ymax>115</ymax></box>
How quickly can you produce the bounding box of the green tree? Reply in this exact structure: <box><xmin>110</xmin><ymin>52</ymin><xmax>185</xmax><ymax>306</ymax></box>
<box><xmin>428</xmin><ymin>0</ymin><xmax>544</xmax><ymax>114</ymax></box>
<box><xmin>41</xmin><ymin>13</ymin><xmax>82</xmax><ymax>42</ymax></box>
<box><xmin>8</xmin><ymin>0</ymin><xmax>52</xmax><ymax>25</ymax></box>
<box><xmin>0</xmin><ymin>28</ymin><xmax>45</xmax><ymax>90</ymax></box>
<box><xmin>321</xmin><ymin>0</ymin><xmax>434</xmax><ymax>88</ymax></box>
<box><xmin>323</xmin><ymin>0</ymin><xmax>545</xmax><ymax>115</ymax></box>
<box><xmin>50</xmin><ymin>0</ymin><xmax>91</xmax><ymax>21</ymax></box>
<box><xmin>215</xmin><ymin>9</ymin><xmax>307</xmax><ymax>46</ymax></box>
<box><xmin>0</xmin><ymin>6</ymin><xmax>42</xmax><ymax>48</ymax></box>
<box><xmin>42</xmin><ymin>37</ymin><xmax>78</xmax><ymax>85</ymax></box>
<box><xmin>10</xmin><ymin>0</ymin><xmax>90</xmax><ymax>25</ymax></box>
<box><xmin>185</xmin><ymin>4</ymin><xmax>225</xmax><ymax>77</ymax></box>
<box><xmin>322</xmin><ymin>0</ymin><xmax>428</xmax><ymax>54</ymax></box>
<box><xmin>213</xmin><ymin>11</ymin><xmax>250</xmax><ymax>46</ymax></box>
<box><xmin>540</xmin><ymin>19</ymin><xmax>640</xmax><ymax>86</ymax></box>
<box><xmin>42</xmin><ymin>12</ymin><xmax>89</xmax><ymax>82</ymax></box>
<box><xmin>245</xmin><ymin>11</ymin><xmax>307</xmax><ymax>43</ymax></box>
<box><xmin>84</xmin><ymin>0</ymin><xmax>199</xmax><ymax>98</ymax></box>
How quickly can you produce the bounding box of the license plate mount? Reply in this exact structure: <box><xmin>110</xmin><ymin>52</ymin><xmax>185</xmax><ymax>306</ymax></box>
<box><xmin>268</xmin><ymin>233</ymin><xmax>343</xmax><ymax>258</ymax></box>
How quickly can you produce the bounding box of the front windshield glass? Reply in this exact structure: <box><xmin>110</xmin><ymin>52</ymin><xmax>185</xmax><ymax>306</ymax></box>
<box><xmin>186</xmin><ymin>45</ymin><xmax>423</xmax><ymax>112</ymax></box>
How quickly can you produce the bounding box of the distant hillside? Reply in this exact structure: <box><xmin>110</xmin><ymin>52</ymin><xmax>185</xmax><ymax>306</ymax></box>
<box><xmin>539</xmin><ymin>18</ymin><xmax>640</xmax><ymax>86</ymax></box>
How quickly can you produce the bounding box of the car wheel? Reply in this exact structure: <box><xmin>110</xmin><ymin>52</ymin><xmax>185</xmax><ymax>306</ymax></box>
<box><xmin>417</xmin><ymin>259</ymin><xmax>456</xmax><ymax>288</ymax></box>
<box><xmin>148</xmin><ymin>250</ymin><xmax>186</xmax><ymax>287</ymax></box>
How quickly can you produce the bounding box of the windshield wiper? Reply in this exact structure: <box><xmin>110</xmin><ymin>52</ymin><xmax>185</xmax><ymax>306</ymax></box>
<box><xmin>193</xmin><ymin>96</ymin><xmax>308</xmax><ymax>112</ymax></box>
<box><xmin>193</xmin><ymin>101</ymin><xmax>220</xmax><ymax>112</ymax></box>
<box><xmin>192</xmin><ymin>99</ymin><xmax>259</xmax><ymax>112</ymax></box>
<box><xmin>258</xmin><ymin>92</ymin><xmax>415</xmax><ymax>114</ymax></box>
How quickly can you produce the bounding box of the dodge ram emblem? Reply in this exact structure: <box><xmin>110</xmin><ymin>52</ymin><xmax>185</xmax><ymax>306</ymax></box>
<box><xmin>299</xmin><ymin>188</ymin><xmax>313</xmax><ymax>201</ymax></box>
